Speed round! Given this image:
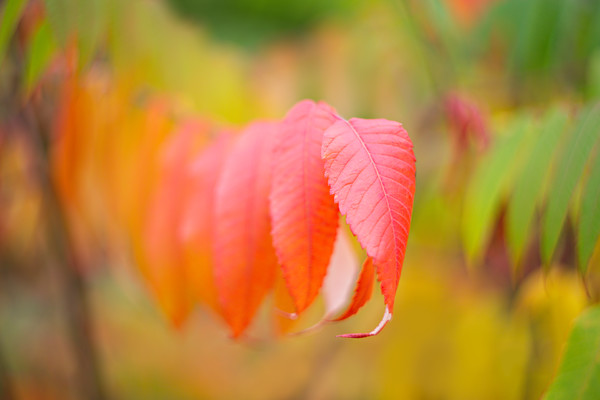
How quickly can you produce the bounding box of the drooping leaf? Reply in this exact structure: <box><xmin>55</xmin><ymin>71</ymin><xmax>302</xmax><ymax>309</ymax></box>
<box><xmin>181</xmin><ymin>133</ymin><xmax>231</xmax><ymax>313</ymax></box>
<box><xmin>507</xmin><ymin>108</ymin><xmax>568</xmax><ymax>267</ymax></box>
<box><xmin>141</xmin><ymin>121</ymin><xmax>206</xmax><ymax>327</ymax></box>
<box><xmin>544</xmin><ymin>305</ymin><xmax>600</xmax><ymax>400</ymax></box>
<box><xmin>578</xmin><ymin>150</ymin><xmax>600</xmax><ymax>274</ymax></box>
<box><xmin>270</xmin><ymin>99</ymin><xmax>339</xmax><ymax>314</ymax></box>
<box><xmin>213</xmin><ymin>121</ymin><xmax>280</xmax><ymax>338</ymax></box>
<box><xmin>24</xmin><ymin>21</ymin><xmax>57</xmax><ymax>93</ymax></box>
<box><xmin>0</xmin><ymin>0</ymin><xmax>27</xmax><ymax>65</ymax></box>
<box><xmin>463</xmin><ymin>115</ymin><xmax>531</xmax><ymax>266</ymax></box>
<box><xmin>331</xmin><ymin>257</ymin><xmax>375</xmax><ymax>323</ymax></box>
<box><xmin>321</xmin><ymin>117</ymin><xmax>416</xmax><ymax>336</ymax></box>
<box><xmin>542</xmin><ymin>104</ymin><xmax>600</xmax><ymax>264</ymax></box>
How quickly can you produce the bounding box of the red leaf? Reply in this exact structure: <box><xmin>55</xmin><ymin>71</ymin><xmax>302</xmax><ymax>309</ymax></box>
<box><xmin>213</xmin><ymin>122</ymin><xmax>280</xmax><ymax>338</ymax></box>
<box><xmin>270</xmin><ymin>100</ymin><xmax>339</xmax><ymax>314</ymax></box>
<box><xmin>330</xmin><ymin>257</ymin><xmax>375</xmax><ymax>322</ymax></box>
<box><xmin>321</xmin><ymin>118</ymin><xmax>416</xmax><ymax>336</ymax></box>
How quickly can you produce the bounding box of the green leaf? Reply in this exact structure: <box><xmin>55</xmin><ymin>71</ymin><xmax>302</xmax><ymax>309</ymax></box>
<box><xmin>43</xmin><ymin>0</ymin><xmax>106</xmax><ymax>68</ymax></box>
<box><xmin>578</xmin><ymin>149</ymin><xmax>600</xmax><ymax>273</ymax></box>
<box><xmin>544</xmin><ymin>305</ymin><xmax>600</xmax><ymax>400</ymax></box>
<box><xmin>507</xmin><ymin>108</ymin><xmax>569</xmax><ymax>267</ymax></box>
<box><xmin>24</xmin><ymin>21</ymin><xmax>56</xmax><ymax>93</ymax></box>
<box><xmin>541</xmin><ymin>104</ymin><xmax>600</xmax><ymax>265</ymax></box>
<box><xmin>462</xmin><ymin>115</ymin><xmax>532</xmax><ymax>266</ymax></box>
<box><xmin>0</xmin><ymin>0</ymin><xmax>28</xmax><ymax>65</ymax></box>
<box><xmin>43</xmin><ymin>0</ymin><xmax>74</xmax><ymax>45</ymax></box>
<box><xmin>588</xmin><ymin>50</ymin><xmax>600</xmax><ymax>101</ymax></box>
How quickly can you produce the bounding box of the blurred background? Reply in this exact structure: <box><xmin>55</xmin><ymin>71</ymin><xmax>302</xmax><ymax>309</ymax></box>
<box><xmin>1</xmin><ymin>0</ymin><xmax>600</xmax><ymax>399</ymax></box>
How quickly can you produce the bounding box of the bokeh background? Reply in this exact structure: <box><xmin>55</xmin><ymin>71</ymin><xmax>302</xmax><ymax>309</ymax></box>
<box><xmin>1</xmin><ymin>0</ymin><xmax>600</xmax><ymax>399</ymax></box>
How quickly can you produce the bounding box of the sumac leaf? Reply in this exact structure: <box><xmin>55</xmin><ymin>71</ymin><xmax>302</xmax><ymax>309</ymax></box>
<box><xmin>542</xmin><ymin>104</ymin><xmax>600</xmax><ymax>264</ymax></box>
<box><xmin>141</xmin><ymin>121</ymin><xmax>205</xmax><ymax>327</ymax></box>
<box><xmin>321</xmin><ymin>117</ymin><xmax>416</xmax><ymax>336</ymax></box>
<box><xmin>181</xmin><ymin>133</ymin><xmax>231</xmax><ymax>313</ymax></box>
<box><xmin>213</xmin><ymin>122</ymin><xmax>280</xmax><ymax>338</ymax></box>
<box><xmin>270</xmin><ymin>100</ymin><xmax>339</xmax><ymax>314</ymax></box>
<box><xmin>578</xmin><ymin>150</ymin><xmax>600</xmax><ymax>274</ymax></box>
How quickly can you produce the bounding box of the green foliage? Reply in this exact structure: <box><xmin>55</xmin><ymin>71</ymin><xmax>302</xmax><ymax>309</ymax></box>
<box><xmin>0</xmin><ymin>0</ymin><xmax>27</xmax><ymax>65</ymax></box>
<box><xmin>542</xmin><ymin>104</ymin><xmax>600</xmax><ymax>265</ymax></box>
<box><xmin>545</xmin><ymin>305</ymin><xmax>600</xmax><ymax>400</ymax></box>
<box><xmin>465</xmin><ymin>103</ymin><xmax>600</xmax><ymax>272</ymax></box>
<box><xmin>462</xmin><ymin>115</ymin><xmax>532</xmax><ymax>265</ymax></box>
<box><xmin>507</xmin><ymin>108</ymin><xmax>568</xmax><ymax>267</ymax></box>
<box><xmin>43</xmin><ymin>0</ymin><xmax>106</xmax><ymax>67</ymax></box>
<box><xmin>24</xmin><ymin>21</ymin><xmax>56</xmax><ymax>93</ymax></box>
<box><xmin>165</xmin><ymin>0</ymin><xmax>361</xmax><ymax>47</ymax></box>
<box><xmin>578</xmin><ymin>149</ymin><xmax>600</xmax><ymax>274</ymax></box>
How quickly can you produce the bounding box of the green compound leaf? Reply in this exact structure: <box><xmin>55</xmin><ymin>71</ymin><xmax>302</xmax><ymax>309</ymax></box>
<box><xmin>542</xmin><ymin>104</ymin><xmax>600</xmax><ymax>265</ymax></box>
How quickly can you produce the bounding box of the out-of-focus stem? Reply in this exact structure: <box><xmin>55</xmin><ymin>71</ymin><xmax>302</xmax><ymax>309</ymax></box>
<box><xmin>0</xmin><ymin>345</ymin><xmax>14</xmax><ymax>400</ymax></box>
<box><xmin>24</xmin><ymin>104</ymin><xmax>107</xmax><ymax>400</ymax></box>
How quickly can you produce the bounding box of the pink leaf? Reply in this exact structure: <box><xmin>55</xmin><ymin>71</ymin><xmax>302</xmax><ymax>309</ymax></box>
<box><xmin>270</xmin><ymin>100</ymin><xmax>339</xmax><ymax>314</ymax></box>
<box><xmin>213</xmin><ymin>122</ymin><xmax>280</xmax><ymax>338</ymax></box>
<box><xmin>321</xmin><ymin>117</ymin><xmax>415</xmax><ymax>336</ymax></box>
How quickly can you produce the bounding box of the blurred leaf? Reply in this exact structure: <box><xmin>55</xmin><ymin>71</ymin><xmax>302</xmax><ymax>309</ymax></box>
<box><xmin>24</xmin><ymin>21</ymin><xmax>56</xmax><ymax>93</ymax></box>
<box><xmin>541</xmin><ymin>104</ymin><xmax>600</xmax><ymax>265</ymax></box>
<box><xmin>0</xmin><ymin>0</ymin><xmax>27</xmax><ymax>65</ymax></box>
<box><xmin>422</xmin><ymin>0</ymin><xmax>462</xmax><ymax>71</ymax></box>
<box><xmin>588</xmin><ymin>50</ymin><xmax>600</xmax><ymax>101</ymax></box>
<box><xmin>165</xmin><ymin>0</ymin><xmax>361</xmax><ymax>48</ymax></box>
<box><xmin>43</xmin><ymin>0</ymin><xmax>74</xmax><ymax>45</ymax></box>
<box><xmin>578</xmin><ymin>150</ymin><xmax>600</xmax><ymax>274</ymax></box>
<box><xmin>43</xmin><ymin>0</ymin><xmax>106</xmax><ymax>67</ymax></box>
<box><xmin>462</xmin><ymin>115</ymin><xmax>531</xmax><ymax>265</ymax></box>
<box><xmin>544</xmin><ymin>305</ymin><xmax>600</xmax><ymax>400</ymax></box>
<box><xmin>507</xmin><ymin>108</ymin><xmax>568</xmax><ymax>267</ymax></box>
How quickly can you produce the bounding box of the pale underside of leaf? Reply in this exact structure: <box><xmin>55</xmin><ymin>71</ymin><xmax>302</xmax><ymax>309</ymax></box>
<box><xmin>286</xmin><ymin>227</ymin><xmax>360</xmax><ymax>336</ymax></box>
<box><xmin>330</xmin><ymin>257</ymin><xmax>375</xmax><ymax>322</ymax></box>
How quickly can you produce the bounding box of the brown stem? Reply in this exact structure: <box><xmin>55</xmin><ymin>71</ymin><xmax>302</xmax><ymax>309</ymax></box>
<box><xmin>23</xmin><ymin>104</ymin><xmax>107</xmax><ymax>400</ymax></box>
<box><xmin>0</xmin><ymin>344</ymin><xmax>14</xmax><ymax>400</ymax></box>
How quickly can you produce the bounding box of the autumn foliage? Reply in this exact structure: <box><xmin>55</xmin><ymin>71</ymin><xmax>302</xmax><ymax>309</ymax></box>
<box><xmin>52</xmin><ymin>78</ymin><xmax>416</xmax><ymax>339</ymax></box>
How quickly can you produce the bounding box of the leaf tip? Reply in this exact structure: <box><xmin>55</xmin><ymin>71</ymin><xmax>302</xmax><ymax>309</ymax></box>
<box><xmin>337</xmin><ymin>306</ymin><xmax>392</xmax><ymax>339</ymax></box>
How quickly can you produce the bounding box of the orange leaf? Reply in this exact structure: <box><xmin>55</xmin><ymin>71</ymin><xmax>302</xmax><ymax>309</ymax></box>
<box><xmin>181</xmin><ymin>133</ymin><xmax>232</xmax><ymax>314</ymax></box>
<box><xmin>321</xmin><ymin>118</ymin><xmax>416</xmax><ymax>336</ymax></box>
<box><xmin>140</xmin><ymin>120</ymin><xmax>206</xmax><ymax>327</ymax></box>
<box><xmin>270</xmin><ymin>100</ymin><xmax>339</xmax><ymax>314</ymax></box>
<box><xmin>213</xmin><ymin>122</ymin><xmax>280</xmax><ymax>338</ymax></box>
